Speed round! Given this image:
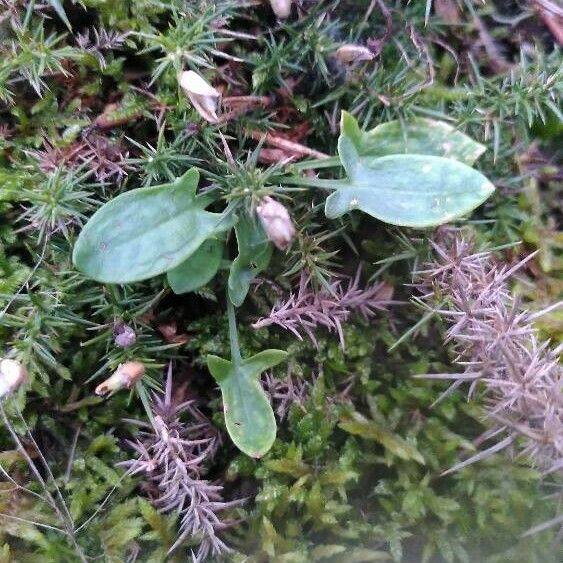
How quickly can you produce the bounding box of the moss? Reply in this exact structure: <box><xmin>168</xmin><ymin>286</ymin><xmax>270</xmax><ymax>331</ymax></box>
<box><xmin>0</xmin><ymin>1</ymin><xmax>560</xmax><ymax>560</ymax></box>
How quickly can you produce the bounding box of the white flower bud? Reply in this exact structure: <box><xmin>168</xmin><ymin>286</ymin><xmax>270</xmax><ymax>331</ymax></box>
<box><xmin>335</xmin><ymin>44</ymin><xmax>375</xmax><ymax>63</ymax></box>
<box><xmin>0</xmin><ymin>359</ymin><xmax>27</xmax><ymax>399</ymax></box>
<box><xmin>256</xmin><ymin>196</ymin><xmax>296</xmax><ymax>251</ymax></box>
<box><xmin>95</xmin><ymin>361</ymin><xmax>145</xmax><ymax>396</ymax></box>
<box><xmin>269</xmin><ymin>0</ymin><xmax>292</xmax><ymax>19</ymax></box>
<box><xmin>179</xmin><ymin>70</ymin><xmax>221</xmax><ymax>124</ymax></box>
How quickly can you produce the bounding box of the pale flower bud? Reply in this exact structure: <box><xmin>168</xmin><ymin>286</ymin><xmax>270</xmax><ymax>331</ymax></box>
<box><xmin>95</xmin><ymin>361</ymin><xmax>145</xmax><ymax>396</ymax></box>
<box><xmin>0</xmin><ymin>359</ymin><xmax>27</xmax><ymax>399</ymax></box>
<box><xmin>269</xmin><ymin>0</ymin><xmax>292</xmax><ymax>19</ymax></box>
<box><xmin>335</xmin><ymin>44</ymin><xmax>375</xmax><ymax>63</ymax></box>
<box><xmin>179</xmin><ymin>70</ymin><xmax>221</xmax><ymax>124</ymax></box>
<box><xmin>256</xmin><ymin>196</ymin><xmax>296</xmax><ymax>251</ymax></box>
<box><xmin>114</xmin><ymin>322</ymin><xmax>136</xmax><ymax>348</ymax></box>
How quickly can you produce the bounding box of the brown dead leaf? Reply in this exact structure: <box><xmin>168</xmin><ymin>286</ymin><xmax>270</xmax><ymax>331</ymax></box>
<box><xmin>157</xmin><ymin>322</ymin><xmax>190</xmax><ymax>345</ymax></box>
<box><xmin>434</xmin><ymin>0</ymin><xmax>461</xmax><ymax>25</ymax></box>
<box><xmin>273</xmin><ymin>121</ymin><xmax>311</xmax><ymax>143</ymax></box>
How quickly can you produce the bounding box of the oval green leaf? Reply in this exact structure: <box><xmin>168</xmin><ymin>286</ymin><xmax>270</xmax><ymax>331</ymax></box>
<box><xmin>341</xmin><ymin>111</ymin><xmax>486</xmax><ymax>165</ymax></box>
<box><xmin>73</xmin><ymin>169</ymin><xmax>234</xmax><ymax>283</ymax></box>
<box><xmin>207</xmin><ymin>349</ymin><xmax>287</xmax><ymax>457</ymax></box>
<box><xmin>329</xmin><ymin>135</ymin><xmax>495</xmax><ymax>228</ymax></box>
<box><xmin>167</xmin><ymin>237</ymin><xmax>224</xmax><ymax>294</ymax></box>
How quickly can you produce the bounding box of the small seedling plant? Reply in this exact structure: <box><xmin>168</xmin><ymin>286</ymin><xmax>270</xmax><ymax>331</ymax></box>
<box><xmin>73</xmin><ymin>112</ymin><xmax>494</xmax><ymax>456</ymax></box>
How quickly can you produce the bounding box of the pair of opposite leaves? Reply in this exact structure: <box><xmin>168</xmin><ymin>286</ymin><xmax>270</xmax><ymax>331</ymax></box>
<box><xmin>73</xmin><ymin>113</ymin><xmax>493</xmax><ymax>457</ymax></box>
<box><xmin>73</xmin><ymin>113</ymin><xmax>492</xmax><ymax>285</ymax></box>
<box><xmin>73</xmin><ymin>113</ymin><xmax>492</xmax><ymax>284</ymax></box>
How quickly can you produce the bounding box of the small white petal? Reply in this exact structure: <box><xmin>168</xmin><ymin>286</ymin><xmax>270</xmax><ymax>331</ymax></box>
<box><xmin>179</xmin><ymin>71</ymin><xmax>221</xmax><ymax>123</ymax></box>
<box><xmin>179</xmin><ymin>71</ymin><xmax>220</xmax><ymax>97</ymax></box>
<box><xmin>269</xmin><ymin>0</ymin><xmax>292</xmax><ymax>18</ymax></box>
<box><xmin>0</xmin><ymin>359</ymin><xmax>27</xmax><ymax>399</ymax></box>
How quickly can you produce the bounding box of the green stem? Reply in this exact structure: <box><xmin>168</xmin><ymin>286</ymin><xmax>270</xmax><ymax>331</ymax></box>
<box><xmin>388</xmin><ymin>302</ymin><xmax>441</xmax><ymax>352</ymax></box>
<box><xmin>136</xmin><ymin>381</ymin><xmax>156</xmax><ymax>426</ymax></box>
<box><xmin>227</xmin><ymin>298</ymin><xmax>242</xmax><ymax>365</ymax></box>
<box><xmin>0</xmin><ymin>404</ymin><xmax>88</xmax><ymax>563</ymax></box>
<box><xmin>291</xmin><ymin>156</ymin><xmax>342</xmax><ymax>171</ymax></box>
<box><xmin>216</xmin><ymin>200</ymin><xmax>239</xmax><ymax>229</ymax></box>
<box><xmin>283</xmin><ymin>176</ymin><xmax>343</xmax><ymax>189</ymax></box>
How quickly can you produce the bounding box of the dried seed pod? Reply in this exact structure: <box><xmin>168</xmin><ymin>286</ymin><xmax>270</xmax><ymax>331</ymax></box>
<box><xmin>0</xmin><ymin>359</ymin><xmax>27</xmax><ymax>399</ymax></box>
<box><xmin>335</xmin><ymin>44</ymin><xmax>375</xmax><ymax>63</ymax></box>
<box><xmin>95</xmin><ymin>361</ymin><xmax>145</xmax><ymax>396</ymax></box>
<box><xmin>269</xmin><ymin>0</ymin><xmax>292</xmax><ymax>19</ymax></box>
<box><xmin>179</xmin><ymin>71</ymin><xmax>221</xmax><ymax>124</ymax></box>
<box><xmin>256</xmin><ymin>196</ymin><xmax>296</xmax><ymax>251</ymax></box>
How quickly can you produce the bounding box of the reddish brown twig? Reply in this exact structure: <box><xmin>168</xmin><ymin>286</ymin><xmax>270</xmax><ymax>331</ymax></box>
<box><xmin>534</xmin><ymin>0</ymin><xmax>563</xmax><ymax>45</ymax></box>
<box><xmin>245</xmin><ymin>129</ymin><xmax>330</xmax><ymax>160</ymax></box>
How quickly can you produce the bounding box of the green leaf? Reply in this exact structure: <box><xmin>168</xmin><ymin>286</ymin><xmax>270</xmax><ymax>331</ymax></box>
<box><xmin>99</xmin><ymin>499</ymin><xmax>144</xmax><ymax>558</ymax></box>
<box><xmin>311</xmin><ymin>545</ymin><xmax>347</xmax><ymax>561</ymax></box>
<box><xmin>339</xmin><ymin>412</ymin><xmax>425</xmax><ymax>464</ymax></box>
<box><xmin>47</xmin><ymin>0</ymin><xmax>72</xmax><ymax>31</ymax></box>
<box><xmin>345</xmin><ymin>548</ymin><xmax>391</xmax><ymax>562</ymax></box>
<box><xmin>228</xmin><ymin>213</ymin><xmax>273</xmax><ymax>306</ymax></box>
<box><xmin>73</xmin><ymin>169</ymin><xmax>235</xmax><ymax>283</ymax></box>
<box><xmin>0</xmin><ymin>169</ymin><xmax>29</xmax><ymax>200</ymax></box>
<box><xmin>328</xmin><ymin>132</ymin><xmax>495</xmax><ymax>227</ymax></box>
<box><xmin>138</xmin><ymin>498</ymin><xmax>175</xmax><ymax>550</ymax></box>
<box><xmin>167</xmin><ymin>237</ymin><xmax>224</xmax><ymax>294</ymax></box>
<box><xmin>264</xmin><ymin>458</ymin><xmax>311</xmax><ymax>477</ymax></box>
<box><xmin>207</xmin><ymin>349</ymin><xmax>287</xmax><ymax>457</ymax></box>
<box><xmin>340</xmin><ymin>111</ymin><xmax>486</xmax><ymax>165</ymax></box>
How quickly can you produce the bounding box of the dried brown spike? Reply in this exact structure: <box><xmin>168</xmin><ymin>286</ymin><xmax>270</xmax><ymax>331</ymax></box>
<box><xmin>95</xmin><ymin>361</ymin><xmax>145</xmax><ymax>396</ymax></box>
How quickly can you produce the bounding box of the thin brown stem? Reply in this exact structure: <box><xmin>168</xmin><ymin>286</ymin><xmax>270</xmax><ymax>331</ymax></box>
<box><xmin>245</xmin><ymin>129</ymin><xmax>330</xmax><ymax>160</ymax></box>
